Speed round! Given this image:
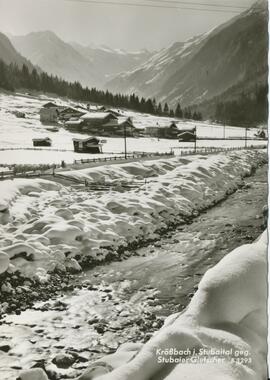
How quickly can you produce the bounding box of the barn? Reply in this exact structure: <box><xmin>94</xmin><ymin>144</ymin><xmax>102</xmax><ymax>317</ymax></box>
<box><xmin>32</xmin><ymin>137</ymin><xmax>52</xmax><ymax>147</ymax></box>
<box><xmin>72</xmin><ymin>137</ymin><xmax>104</xmax><ymax>153</ymax></box>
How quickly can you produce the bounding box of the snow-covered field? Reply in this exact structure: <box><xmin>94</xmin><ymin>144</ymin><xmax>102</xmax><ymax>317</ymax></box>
<box><xmin>0</xmin><ymin>92</ymin><xmax>265</xmax><ymax>165</ymax></box>
<box><xmin>0</xmin><ymin>149</ymin><xmax>266</xmax><ymax>282</ymax></box>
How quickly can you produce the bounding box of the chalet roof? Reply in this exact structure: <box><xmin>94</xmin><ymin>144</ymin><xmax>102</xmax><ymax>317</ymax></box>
<box><xmin>72</xmin><ymin>136</ymin><xmax>101</xmax><ymax>143</ymax></box>
<box><xmin>103</xmin><ymin>117</ymin><xmax>135</xmax><ymax>128</ymax></box>
<box><xmin>144</xmin><ymin>122</ymin><xmax>171</xmax><ymax>129</ymax></box>
<box><xmin>81</xmin><ymin>112</ymin><xmax>116</xmax><ymax>120</ymax></box>
<box><xmin>87</xmin><ymin>105</ymin><xmax>106</xmax><ymax>111</ymax></box>
<box><xmin>60</xmin><ymin>107</ymin><xmax>86</xmax><ymax>114</ymax></box>
<box><xmin>65</xmin><ymin>120</ymin><xmax>84</xmax><ymax>126</ymax></box>
<box><xmin>42</xmin><ymin>102</ymin><xmax>59</xmax><ymax>109</ymax></box>
<box><xmin>176</xmin><ymin>124</ymin><xmax>196</xmax><ymax>131</ymax></box>
<box><xmin>32</xmin><ymin>137</ymin><xmax>52</xmax><ymax>142</ymax></box>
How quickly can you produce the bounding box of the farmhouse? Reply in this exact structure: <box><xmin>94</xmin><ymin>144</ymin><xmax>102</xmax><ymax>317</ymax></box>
<box><xmin>32</xmin><ymin>137</ymin><xmax>52</xmax><ymax>147</ymax></box>
<box><xmin>102</xmin><ymin>117</ymin><xmax>138</xmax><ymax>136</ymax></box>
<box><xmin>177</xmin><ymin>125</ymin><xmax>196</xmax><ymax>141</ymax></box>
<box><xmin>40</xmin><ymin>102</ymin><xmax>61</xmax><ymax>123</ymax></box>
<box><xmin>58</xmin><ymin>107</ymin><xmax>86</xmax><ymax>121</ymax></box>
<box><xmin>72</xmin><ymin>136</ymin><xmax>104</xmax><ymax>153</ymax></box>
<box><xmin>81</xmin><ymin>112</ymin><xmax>117</xmax><ymax>125</ymax></box>
<box><xmin>145</xmin><ymin>121</ymin><xmax>179</xmax><ymax>139</ymax></box>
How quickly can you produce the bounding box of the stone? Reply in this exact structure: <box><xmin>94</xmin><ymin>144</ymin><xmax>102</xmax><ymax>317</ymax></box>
<box><xmin>52</xmin><ymin>353</ymin><xmax>76</xmax><ymax>368</ymax></box>
<box><xmin>0</xmin><ymin>344</ymin><xmax>10</xmax><ymax>352</ymax></box>
<box><xmin>18</xmin><ymin>368</ymin><xmax>49</xmax><ymax>380</ymax></box>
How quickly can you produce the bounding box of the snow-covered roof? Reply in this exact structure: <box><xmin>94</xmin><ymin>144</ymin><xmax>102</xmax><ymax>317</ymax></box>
<box><xmin>81</xmin><ymin>112</ymin><xmax>115</xmax><ymax>120</ymax></box>
<box><xmin>60</xmin><ymin>107</ymin><xmax>86</xmax><ymax>114</ymax></box>
<box><xmin>176</xmin><ymin>124</ymin><xmax>196</xmax><ymax>131</ymax></box>
<box><xmin>103</xmin><ymin>117</ymin><xmax>135</xmax><ymax>127</ymax></box>
<box><xmin>72</xmin><ymin>136</ymin><xmax>101</xmax><ymax>142</ymax></box>
<box><xmin>32</xmin><ymin>137</ymin><xmax>52</xmax><ymax>142</ymax></box>
<box><xmin>65</xmin><ymin>120</ymin><xmax>84</xmax><ymax>126</ymax></box>
<box><xmin>42</xmin><ymin>102</ymin><xmax>59</xmax><ymax>108</ymax></box>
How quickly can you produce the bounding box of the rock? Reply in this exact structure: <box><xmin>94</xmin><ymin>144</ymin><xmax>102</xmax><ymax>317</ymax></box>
<box><xmin>0</xmin><ymin>251</ymin><xmax>9</xmax><ymax>274</ymax></box>
<box><xmin>0</xmin><ymin>344</ymin><xmax>10</xmax><ymax>352</ymax></box>
<box><xmin>18</xmin><ymin>368</ymin><xmax>49</xmax><ymax>380</ymax></box>
<box><xmin>1</xmin><ymin>282</ymin><xmax>13</xmax><ymax>293</ymax></box>
<box><xmin>87</xmin><ymin>316</ymin><xmax>100</xmax><ymax>325</ymax></box>
<box><xmin>52</xmin><ymin>353</ymin><xmax>76</xmax><ymax>368</ymax></box>
<box><xmin>66</xmin><ymin>258</ymin><xmax>82</xmax><ymax>273</ymax></box>
<box><xmin>94</xmin><ymin>323</ymin><xmax>106</xmax><ymax>334</ymax></box>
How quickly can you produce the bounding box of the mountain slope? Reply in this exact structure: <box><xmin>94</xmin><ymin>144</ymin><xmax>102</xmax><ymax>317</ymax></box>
<box><xmin>107</xmin><ymin>1</ymin><xmax>268</xmax><ymax>107</ymax></box>
<box><xmin>71</xmin><ymin>42</ymin><xmax>153</xmax><ymax>83</ymax></box>
<box><xmin>10</xmin><ymin>31</ymin><xmax>152</xmax><ymax>89</ymax></box>
<box><xmin>0</xmin><ymin>32</ymin><xmax>34</xmax><ymax>69</ymax></box>
<box><xmin>106</xmin><ymin>34</ymin><xmax>208</xmax><ymax>99</ymax></box>
<box><xmin>11</xmin><ymin>31</ymin><xmax>98</xmax><ymax>87</ymax></box>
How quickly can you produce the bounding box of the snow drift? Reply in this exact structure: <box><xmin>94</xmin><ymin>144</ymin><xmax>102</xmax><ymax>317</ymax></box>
<box><xmin>0</xmin><ymin>149</ymin><xmax>266</xmax><ymax>278</ymax></box>
<box><xmin>78</xmin><ymin>231</ymin><xmax>267</xmax><ymax>380</ymax></box>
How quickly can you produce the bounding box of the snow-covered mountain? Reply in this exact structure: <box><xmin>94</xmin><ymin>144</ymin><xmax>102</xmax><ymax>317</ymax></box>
<box><xmin>107</xmin><ymin>0</ymin><xmax>268</xmax><ymax>107</ymax></box>
<box><xmin>0</xmin><ymin>31</ymin><xmax>34</xmax><ymax>69</ymax></box>
<box><xmin>10</xmin><ymin>31</ymin><xmax>152</xmax><ymax>89</ymax></box>
<box><xmin>10</xmin><ymin>31</ymin><xmax>98</xmax><ymax>87</ymax></box>
<box><xmin>70</xmin><ymin>42</ymin><xmax>153</xmax><ymax>84</ymax></box>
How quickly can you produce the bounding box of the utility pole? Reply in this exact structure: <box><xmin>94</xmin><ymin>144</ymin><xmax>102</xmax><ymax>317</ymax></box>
<box><xmin>194</xmin><ymin>126</ymin><xmax>197</xmax><ymax>153</ymax></box>
<box><xmin>245</xmin><ymin>127</ymin><xmax>248</xmax><ymax>148</ymax></box>
<box><xmin>223</xmin><ymin>121</ymin><xmax>226</xmax><ymax>139</ymax></box>
<box><xmin>124</xmin><ymin>123</ymin><xmax>127</xmax><ymax>159</ymax></box>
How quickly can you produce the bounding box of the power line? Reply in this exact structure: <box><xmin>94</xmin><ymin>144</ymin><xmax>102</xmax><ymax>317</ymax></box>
<box><xmin>144</xmin><ymin>0</ymin><xmax>249</xmax><ymax>10</ymax></box>
<box><xmin>64</xmin><ymin>0</ymin><xmax>248</xmax><ymax>14</ymax></box>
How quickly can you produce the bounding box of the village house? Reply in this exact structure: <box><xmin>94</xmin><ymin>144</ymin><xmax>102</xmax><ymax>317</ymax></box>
<box><xmin>39</xmin><ymin>102</ymin><xmax>61</xmax><ymax>123</ymax></box>
<box><xmin>102</xmin><ymin>117</ymin><xmax>138</xmax><ymax>137</ymax></box>
<box><xmin>144</xmin><ymin>121</ymin><xmax>179</xmax><ymax>139</ymax></box>
<box><xmin>72</xmin><ymin>136</ymin><xmax>104</xmax><ymax>153</ymax></box>
<box><xmin>80</xmin><ymin>112</ymin><xmax>118</xmax><ymax>132</ymax></box>
<box><xmin>58</xmin><ymin>107</ymin><xmax>86</xmax><ymax>122</ymax></box>
<box><xmin>177</xmin><ymin>125</ymin><xmax>196</xmax><ymax>141</ymax></box>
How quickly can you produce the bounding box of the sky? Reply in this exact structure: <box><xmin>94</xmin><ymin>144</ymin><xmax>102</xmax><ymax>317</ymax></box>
<box><xmin>0</xmin><ymin>0</ymin><xmax>257</xmax><ymax>51</ymax></box>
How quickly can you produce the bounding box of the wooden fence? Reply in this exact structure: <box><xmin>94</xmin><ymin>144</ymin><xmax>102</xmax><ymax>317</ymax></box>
<box><xmin>0</xmin><ymin>145</ymin><xmax>266</xmax><ymax>180</ymax></box>
<box><xmin>73</xmin><ymin>151</ymin><xmax>173</xmax><ymax>165</ymax></box>
<box><xmin>177</xmin><ymin>145</ymin><xmax>267</xmax><ymax>156</ymax></box>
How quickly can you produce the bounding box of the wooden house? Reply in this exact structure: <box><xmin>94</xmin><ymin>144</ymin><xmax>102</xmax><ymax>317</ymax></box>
<box><xmin>80</xmin><ymin>112</ymin><xmax>118</xmax><ymax>130</ymax></box>
<box><xmin>177</xmin><ymin>125</ymin><xmax>196</xmax><ymax>142</ymax></box>
<box><xmin>72</xmin><ymin>137</ymin><xmax>104</xmax><ymax>153</ymax></box>
<box><xmin>65</xmin><ymin>119</ymin><xmax>84</xmax><ymax>130</ymax></box>
<box><xmin>102</xmin><ymin>117</ymin><xmax>138</xmax><ymax>136</ymax></box>
<box><xmin>144</xmin><ymin>121</ymin><xmax>179</xmax><ymax>139</ymax></box>
<box><xmin>144</xmin><ymin>125</ymin><xmax>160</xmax><ymax>137</ymax></box>
<box><xmin>58</xmin><ymin>107</ymin><xmax>86</xmax><ymax>121</ymax></box>
<box><xmin>40</xmin><ymin>102</ymin><xmax>61</xmax><ymax>123</ymax></box>
<box><xmin>32</xmin><ymin>137</ymin><xmax>52</xmax><ymax>147</ymax></box>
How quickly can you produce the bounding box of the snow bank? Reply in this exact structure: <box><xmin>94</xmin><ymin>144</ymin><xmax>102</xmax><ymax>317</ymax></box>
<box><xmin>79</xmin><ymin>231</ymin><xmax>267</xmax><ymax>380</ymax></box>
<box><xmin>0</xmin><ymin>150</ymin><xmax>266</xmax><ymax>278</ymax></box>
